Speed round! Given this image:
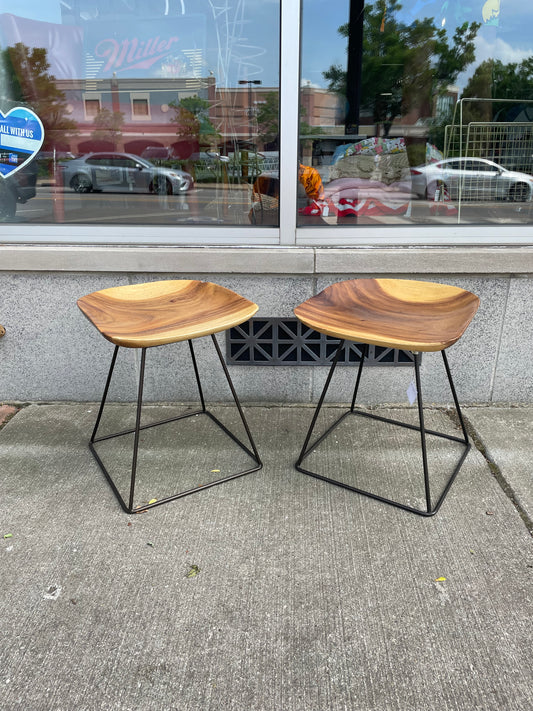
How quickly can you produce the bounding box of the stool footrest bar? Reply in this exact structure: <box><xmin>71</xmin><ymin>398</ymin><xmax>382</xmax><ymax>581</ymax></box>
<box><xmin>296</xmin><ymin>442</ymin><xmax>470</xmax><ymax>517</ymax></box>
<box><xmin>91</xmin><ymin>409</ymin><xmax>206</xmax><ymax>444</ymax></box>
<box><xmin>89</xmin><ymin>336</ymin><xmax>261</xmax><ymax>514</ymax></box>
<box><xmin>90</xmin><ymin>407</ymin><xmax>262</xmax><ymax>514</ymax></box>
<box><xmin>295</xmin><ymin>343</ymin><xmax>472</xmax><ymax>516</ymax></box>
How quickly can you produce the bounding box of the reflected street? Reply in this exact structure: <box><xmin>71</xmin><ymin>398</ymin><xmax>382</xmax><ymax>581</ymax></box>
<box><xmin>11</xmin><ymin>183</ymin><xmax>533</xmax><ymax>227</ymax></box>
<box><xmin>14</xmin><ymin>184</ymin><xmax>255</xmax><ymax>225</ymax></box>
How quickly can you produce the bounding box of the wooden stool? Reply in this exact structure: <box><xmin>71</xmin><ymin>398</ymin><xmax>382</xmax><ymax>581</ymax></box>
<box><xmin>294</xmin><ymin>279</ymin><xmax>480</xmax><ymax>516</ymax></box>
<box><xmin>78</xmin><ymin>280</ymin><xmax>262</xmax><ymax>513</ymax></box>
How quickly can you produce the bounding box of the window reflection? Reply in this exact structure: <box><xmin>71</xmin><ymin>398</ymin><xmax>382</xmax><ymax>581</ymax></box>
<box><xmin>0</xmin><ymin>1</ymin><xmax>280</xmax><ymax>225</ymax></box>
<box><xmin>300</xmin><ymin>0</ymin><xmax>533</xmax><ymax>227</ymax></box>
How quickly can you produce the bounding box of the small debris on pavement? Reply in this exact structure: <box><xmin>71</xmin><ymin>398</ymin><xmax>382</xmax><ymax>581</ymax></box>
<box><xmin>43</xmin><ymin>585</ymin><xmax>62</xmax><ymax>600</ymax></box>
<box><xmin>186</xmin><ymin>565</ymin><xmax>200</xmax><ymax>578</ymax></box>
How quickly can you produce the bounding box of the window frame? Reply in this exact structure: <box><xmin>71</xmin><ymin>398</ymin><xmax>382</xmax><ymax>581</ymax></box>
<box><xmin>130</xmin><ymin>93</ymin><xmax>151</xmax><ymax>121</ymax></box>
<box><xmin>83</xmin><ymin>93</ymin><xmax>102</xmax><ymax>121</ymax></box>
<box><xmin>2</xmin><ymin>2</ymin><xmax>533</xmax><ymax>248</ymax></box>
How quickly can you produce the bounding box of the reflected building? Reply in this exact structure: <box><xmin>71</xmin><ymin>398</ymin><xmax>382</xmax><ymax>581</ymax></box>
<box><xmin>54</xmin><ymin>76</ymin><xmax>217</xmax><ymax>157</ymax></box>
<box><xmin>47</xmin><ymin>78</ymin><xmax>352</xmax><ymax>158</ymax></box>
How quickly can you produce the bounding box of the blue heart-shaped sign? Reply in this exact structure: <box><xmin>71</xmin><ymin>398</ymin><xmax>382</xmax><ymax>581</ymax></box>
<box><xmin>0</xmin><ymin>107</ymin><xmax>44</xmax><ymax>179</ymax></box>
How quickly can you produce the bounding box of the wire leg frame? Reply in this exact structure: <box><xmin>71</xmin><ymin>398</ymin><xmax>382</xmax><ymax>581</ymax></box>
<box><xmin>296</xmin><ymin>341</ymin><xmax>471</xmax><ymax>516</ymax></box>
<box><xmin>89</xmin><ymin>335</ymin><xmax>262</xmax><ymax>513</ymax></box>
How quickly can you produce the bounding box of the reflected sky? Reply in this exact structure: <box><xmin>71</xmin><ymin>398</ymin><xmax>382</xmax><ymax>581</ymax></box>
<box><xmin>0</xmin><ymin>0</ymin><xmax>280</xmax><ymax>86</ymax></box>
<box><xmin>0</xmin><ymin>1</ymin><xmax>532</xmax><ymax>90</ymax></box>
<box><xmin>302</xmin><ymin>0</ymin><xmax>533</xmax><ymax>92</ymax></box>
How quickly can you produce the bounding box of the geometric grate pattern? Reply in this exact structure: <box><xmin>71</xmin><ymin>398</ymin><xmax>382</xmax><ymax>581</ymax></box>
<box><xmin>227</xmin><ymin>318</ymin><xmax>415</xmax><ymax>366</ymax></box>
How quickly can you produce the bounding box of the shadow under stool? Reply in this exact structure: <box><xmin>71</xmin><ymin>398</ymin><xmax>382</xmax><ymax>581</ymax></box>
<box><xmin>294</xmin><ymin>278</ymin><xmax>480</xmax><ymax>517</ymax></box>
<box><xmin>78</xmin><ymin>280</ymin><xmax>262</xmax><ymax>513</ymax></box>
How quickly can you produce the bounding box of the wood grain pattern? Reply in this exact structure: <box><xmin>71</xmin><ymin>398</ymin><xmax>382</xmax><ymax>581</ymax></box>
<box><xmin>294</xmin><ymin>279</ymin><xmax>480</xmax><ymax>352</ymax></box>
<box><xmin>78</xmin><ymin>280</ymin><xmax>258</xmax><ymax>348</ymax></box>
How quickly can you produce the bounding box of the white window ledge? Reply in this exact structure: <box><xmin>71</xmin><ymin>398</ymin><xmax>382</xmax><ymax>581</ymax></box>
<box><xmin>2</xmin><ymin>245</ymin><xmax>533</xmax><ymax>275</ymax></box>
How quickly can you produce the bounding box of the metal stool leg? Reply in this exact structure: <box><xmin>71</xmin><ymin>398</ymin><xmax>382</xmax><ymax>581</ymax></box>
<box><xmin>188</xmin><ymin>339</ymin><xmax>206</xmax><ymax>412</ymax></box>
<box><xmin>295</xmin><ymin>344</ymin><xmax>471</xmax><ymax>516</ymax></box>
<box><xmin>442</xmin><ymin>349</ymin><xmax>469</xmax><ymax>444</ymax></box>
<box><xmin>209</xmin><ymin>333</ymin><xmax>262</xmax><ymax>465</ymax></box>
<box><xmin>90</xmin><ymin>347</ymin><xmax>150</xmax><ymax>513</ymax></box>
<box><xmin>296</xmin><ymin>340</ymin><xmax>345</xmax><ymax>465</ymax></box>
<box><xmin>89</xmin><ymin>337</ymin><xmax>262</xmax><ymax>514</ymax></box>
<box><xmin>90</xmin><ymin>345</ymin><xmax>119</xmax><ymax>444</ymax></box>
<box><xmin>414</xmin><ymin>352</ymin><xmax>432</xmax><ymax>513</ymax></box>
<box><xmin>127</xmin><ymin>347</ymin><xmax>146</xmax><ymax>512</ymax></box>
<box><xmin>350</xmin><ymin>342</ymin><xmax>368</xmax><ymax>412</ymax></box>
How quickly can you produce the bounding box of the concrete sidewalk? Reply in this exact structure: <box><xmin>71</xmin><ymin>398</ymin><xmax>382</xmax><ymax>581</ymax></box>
<box><xmin>0</xmin><ymin>402</ymin><xmax>531</xmax><ymax>711</ymax></box>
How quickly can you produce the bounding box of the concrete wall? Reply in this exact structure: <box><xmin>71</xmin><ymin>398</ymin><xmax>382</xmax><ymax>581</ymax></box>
<box><xmin>1</xmin><ymin>246</ymin><xmax>533</xmax><ymax>404</ymax></box>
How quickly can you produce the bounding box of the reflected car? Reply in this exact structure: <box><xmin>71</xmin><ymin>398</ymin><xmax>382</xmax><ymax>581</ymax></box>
<box><xmin>0</xmin><ymin>158</ymin><xmax>38</xmax><ymax>219</ymax></box>
<box><xmin>410</xmin><ymin>158</ymin><xmax>533</xmax><ymax>202</ymax></box>
<box><xmin>58</xmin><ymin>152</ymin><xmax>193</xmax><ymax>194</ymax></box>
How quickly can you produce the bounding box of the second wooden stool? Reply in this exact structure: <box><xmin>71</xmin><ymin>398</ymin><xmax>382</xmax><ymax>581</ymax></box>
<box><xmin>294</xmin><ymin>278</ymin><xmax>479</xmax><ymax>516</ymax></box>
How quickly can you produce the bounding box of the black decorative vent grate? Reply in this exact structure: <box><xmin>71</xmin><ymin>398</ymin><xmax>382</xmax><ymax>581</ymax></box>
<box><xmin>227</xmin><ymin>318</ymin><xmax>415</xmax><ymax>366</ymax></box>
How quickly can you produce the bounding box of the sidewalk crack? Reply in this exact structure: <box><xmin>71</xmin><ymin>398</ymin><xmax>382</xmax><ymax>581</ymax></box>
<box><xmin>445</xmin><ymin>407</ymin><xmax>533</xmax><ymax>537</ymax></box>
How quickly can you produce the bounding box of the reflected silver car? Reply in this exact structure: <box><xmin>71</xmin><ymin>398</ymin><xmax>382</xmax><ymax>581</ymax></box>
<box><xmin>59</xmin><ymin>152</ymin><xmax>193</xmax><ymax>194</ymax></box>
<box><xmin>410</xmin><ymin>157</ymin><xmax>533</xmax><ymax>202</ymax></box>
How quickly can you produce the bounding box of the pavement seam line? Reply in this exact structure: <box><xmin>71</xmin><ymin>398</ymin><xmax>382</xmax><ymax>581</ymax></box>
<box><xmin>444</xmin><ymin>406</ymin><xmax>533</xmax><ymax>537</ymax></box>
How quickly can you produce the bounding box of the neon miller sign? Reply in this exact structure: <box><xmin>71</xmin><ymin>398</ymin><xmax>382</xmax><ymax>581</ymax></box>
<box><xmin>95</xmin><ymin>35</ymin><xmax>181</xmax><ymax>73</ymax></box>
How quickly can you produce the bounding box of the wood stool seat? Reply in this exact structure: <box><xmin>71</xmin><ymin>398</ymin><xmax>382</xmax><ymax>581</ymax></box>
<box><xmin>294</xmin><ymin>279</ymin><xmax>480</xmax><ymax>352</ymax></box>
<box><xmin>78</xmin><ymin>279</ymin><xmax>261</xmax><ymax>513</ymax></box>
<box><xmin>78</xmin><ymin>279</ymin><xmax>258</xmax><ymax>348</ymax></box>
<box><xmin>294</xmin><ymin>278</ymin><xmax>480</xmax><ymax>517</ymax></box>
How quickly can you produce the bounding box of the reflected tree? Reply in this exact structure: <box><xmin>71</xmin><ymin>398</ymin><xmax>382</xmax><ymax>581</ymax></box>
<box><xmin>323</xmin><ymin>2</ymin><xmax>479</xmax><ymax>135</ymax></box>
<box><xmin>462</xmin><ymin>57</ymin><xmax>533</xmax><ymax>121</ymax></box>
<box><xmin>256</xmin><ymin>92</ymin><xmax>279</xmax><ymax>147</ymax></box>
<box><xmin>0</xmin><ymin>42</ymin><xmax>77</xmax><ymax>150</ymax></box>
<box><xmin>91</xmin><ymin>108</ymin><xmax>124</xmax><ymax>150</ymax></box>
<box><xmin>169</xmin><ymin>96</ymin><xmax>219</xmax><ymax>149</ymax></box>
<box><xmin>256</xmin><ymin>91</ymin><xmax>320</xmax><ymax>148</ymax></box>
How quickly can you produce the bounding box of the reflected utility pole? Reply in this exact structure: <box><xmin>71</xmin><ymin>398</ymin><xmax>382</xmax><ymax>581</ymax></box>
<box><xmin>345</xmin><ymin>0</ymin><xmax>364</xmax><ymax>135</ymax></box>
<box><xmin>238</xmin><ymin>79</ymin><xmax>262</xmax><ymax>141</ymax></box>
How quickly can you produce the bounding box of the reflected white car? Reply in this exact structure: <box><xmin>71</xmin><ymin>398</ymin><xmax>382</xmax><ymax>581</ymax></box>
<box><xmin>59</xmin><ymin>152</ymin><xmax>194</xmax><ymax>194</ymax></box>
<box><xmin>410</xmin><ymin>157</ymin><xmax>533</xmax><ymax>202</ymax></box>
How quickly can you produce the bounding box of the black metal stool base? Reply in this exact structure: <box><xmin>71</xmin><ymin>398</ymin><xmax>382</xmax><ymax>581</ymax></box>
<box><xmin>296</xmin><ymin>342</ymin><xmax>470</xmax><ymax>517</ymax></box>
<box><xmin>90</xmin><ymin>334</ymin><xmax>262</xmax><ymax>514</ymax></box>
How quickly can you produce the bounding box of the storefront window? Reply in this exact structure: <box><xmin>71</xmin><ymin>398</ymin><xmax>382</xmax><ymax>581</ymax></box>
<box><xmin>299</xmin><ymin>0</ymin><xmax>533</xmax><ymax>229</ymax></box>
<box><xmin>0</xmin><ymin>1</ymin><xmax>280</xmax><ymax>226</ymax></box>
